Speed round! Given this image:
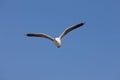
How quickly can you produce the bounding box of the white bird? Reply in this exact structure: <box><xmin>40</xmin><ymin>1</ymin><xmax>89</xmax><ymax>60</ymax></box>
<box><xmin>26</xmin><ymin>22</ymin><xmax>85</xmax><ymax>48</ymax></box>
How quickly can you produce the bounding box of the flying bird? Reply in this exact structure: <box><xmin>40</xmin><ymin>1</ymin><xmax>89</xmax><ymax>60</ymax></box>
<box><xmin>26</xmin><ymin>22</ymin><xmax>85</xmax><ymax>48</ymax></box>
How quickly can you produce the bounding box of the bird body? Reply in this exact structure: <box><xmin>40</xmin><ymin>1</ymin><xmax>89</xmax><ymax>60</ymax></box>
<box><xmin>26</xmin><ymin>22</ymin><xmax>85</xmax><ymax>48</ymax></box>
<box><xmin>54</xmin><ymin>37</ymin><xmax>61</xmax><ymax>48</ymax></box>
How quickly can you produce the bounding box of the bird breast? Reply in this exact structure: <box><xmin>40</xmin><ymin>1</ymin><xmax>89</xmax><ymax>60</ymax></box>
<box><xmin>54</xmin><ymin>38</ymin><xmax>61</xmax><ymax>48</ymax></box>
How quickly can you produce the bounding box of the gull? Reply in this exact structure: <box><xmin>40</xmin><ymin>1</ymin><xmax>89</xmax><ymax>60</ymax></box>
<box><xmin>26</xmin><ymin>22</ymin><xmax>85</xmax><ymax>48</ymax></box>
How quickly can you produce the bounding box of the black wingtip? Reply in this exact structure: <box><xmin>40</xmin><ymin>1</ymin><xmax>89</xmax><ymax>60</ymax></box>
<box><xmin>25</xmin><ymin>34</ymin><xmax>32</xmax><ymax>36</ymax></box>
<box><xmin>77</xmin><ymin>22</ymin><xmax>85</xmax><ymax>27</ymax></box>
<box><xmin>81</xmin><ymin>22</ymin><xmax>86</xmax><ymax>25</ymax></box>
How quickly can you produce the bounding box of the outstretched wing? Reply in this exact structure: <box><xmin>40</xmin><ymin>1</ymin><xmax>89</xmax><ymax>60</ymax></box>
<box><xmin>60</xmin><ymin>22</ymin><xmax>85</xmax><ymax>39</ymax></box>
<box><xmin>26</xmin><ymin>33</ymin><xmax>54</xmax><ymax>41</ymax></box>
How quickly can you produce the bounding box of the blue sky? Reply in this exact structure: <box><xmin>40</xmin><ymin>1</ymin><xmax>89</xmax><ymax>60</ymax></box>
<box><xmin>0</xmin><ymin>0</ymin><xmax>120</xmax><ymax>80</ymax></box>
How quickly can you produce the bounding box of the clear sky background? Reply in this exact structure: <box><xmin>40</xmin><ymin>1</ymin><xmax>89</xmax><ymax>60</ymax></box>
<box><xmin>0</xmin><ymin>0</ymin><xmax>120</xmax><ymax>80</ymax></box>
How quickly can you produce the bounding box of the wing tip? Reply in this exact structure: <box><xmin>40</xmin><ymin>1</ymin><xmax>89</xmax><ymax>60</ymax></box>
<box><xmin>80</xmin><ymin>22</ymin><xmax>86</xmax><ymax>25</ymax></box>
<box><xmin>25</xmin><ymin>33</ymin><xmax>32</xmax><ymax>36</ymax></box>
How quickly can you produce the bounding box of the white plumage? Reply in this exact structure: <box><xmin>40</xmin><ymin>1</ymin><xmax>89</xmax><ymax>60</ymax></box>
<box><xmin>26</xmin><ymin>22</ymin><xmax>85</xmax><ymax>48</ymax></box>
